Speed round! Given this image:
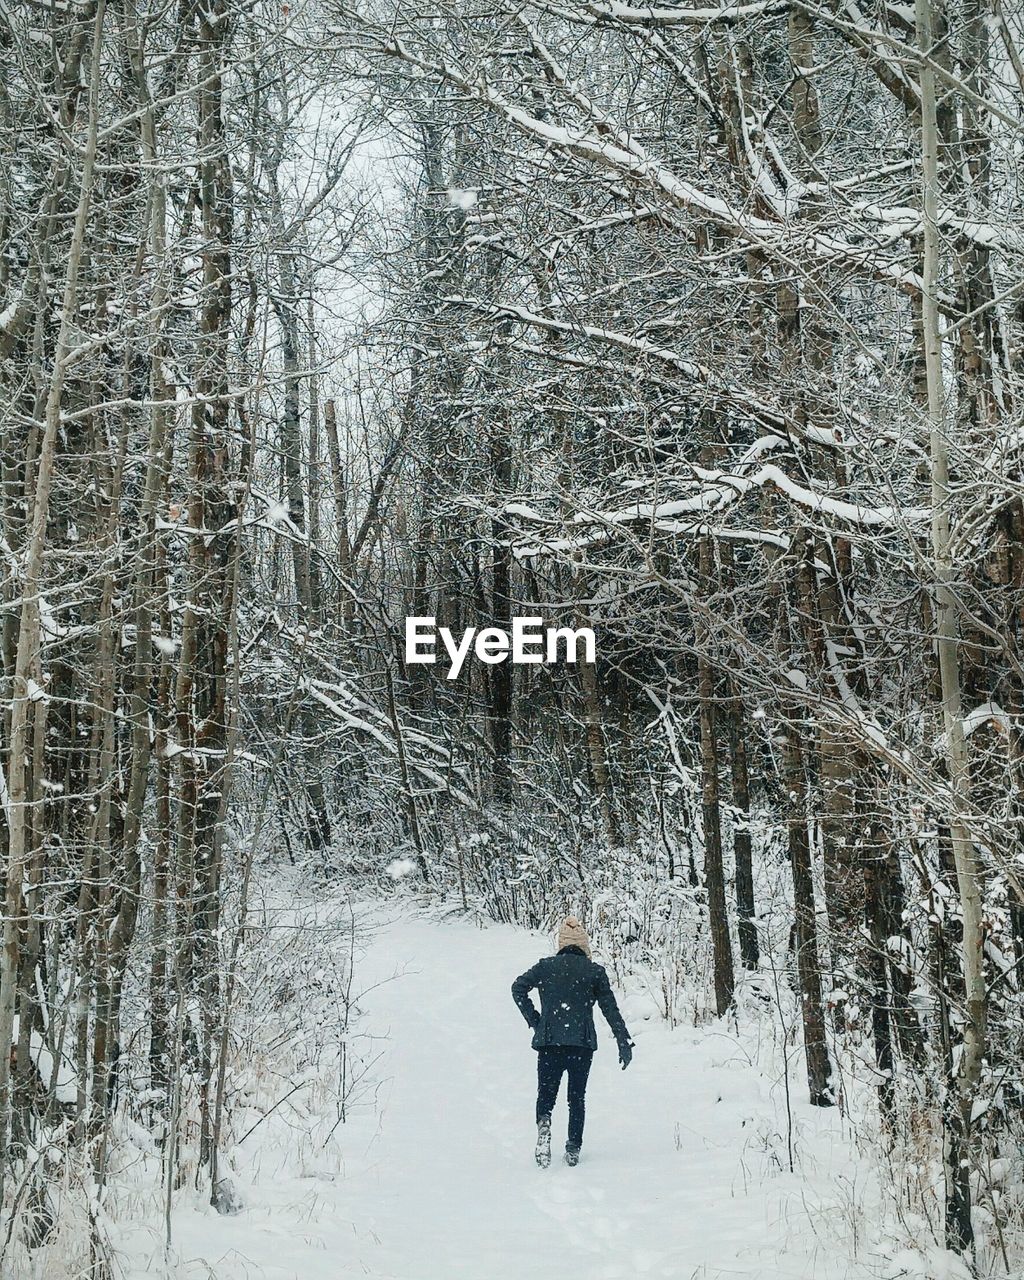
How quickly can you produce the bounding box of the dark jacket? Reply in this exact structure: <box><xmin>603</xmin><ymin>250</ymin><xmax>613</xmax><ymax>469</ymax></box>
<box><xmin>512</xmin><ymin>946</ymin><xmax>632</xmax><ymax>1052</ymax></box>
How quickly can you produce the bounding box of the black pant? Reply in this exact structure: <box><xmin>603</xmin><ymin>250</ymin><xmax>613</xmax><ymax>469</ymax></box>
<box><xmin>536</xmin><ymin>1046</ymin><xmax>594</xmax><ymax>1151</ymax></box>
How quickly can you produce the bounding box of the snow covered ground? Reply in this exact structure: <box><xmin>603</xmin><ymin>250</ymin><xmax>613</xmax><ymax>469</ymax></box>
<box><xmin>107</xmin><ymin>900</ymin><xmax>946</xmax><ymax>1280</ymax></box>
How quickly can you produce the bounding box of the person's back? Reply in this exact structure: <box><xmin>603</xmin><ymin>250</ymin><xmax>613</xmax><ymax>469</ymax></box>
<box><xmin>511</xmin><ymin>916</ymin><xmax>633</xmax><ymax>1167</ymax></box>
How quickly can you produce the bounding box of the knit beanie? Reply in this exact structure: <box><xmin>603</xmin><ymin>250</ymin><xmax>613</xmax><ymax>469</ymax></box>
<box><xmin>557</xmin><ymin>916</ymin><xmax>591</xmax><ymax>958</ymax></box>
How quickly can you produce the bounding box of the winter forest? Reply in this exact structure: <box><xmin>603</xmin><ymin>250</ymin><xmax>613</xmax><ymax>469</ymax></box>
<box><xmin>2</xmin><ymin>0</ymin><xmax>1024</xmax><ymax>1274</ymax></box>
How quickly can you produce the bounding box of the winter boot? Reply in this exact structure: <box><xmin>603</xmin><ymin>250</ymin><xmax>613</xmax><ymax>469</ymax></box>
<box><xmin>535</xmin><ymin>1117</ymin><xmax>552</xmax><ymax>1168</ymax></box>
<box><xmin>565</xmin><ymin>1145</ymin><xmax>580</xmax><ymax>1167</ymax></box>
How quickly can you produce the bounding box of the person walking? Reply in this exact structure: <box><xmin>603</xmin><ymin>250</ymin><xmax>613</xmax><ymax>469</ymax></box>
<box><xmin>511</xmin><ymin>916</ymin><xmax>634</xmax><ymax>1168</ymax></box>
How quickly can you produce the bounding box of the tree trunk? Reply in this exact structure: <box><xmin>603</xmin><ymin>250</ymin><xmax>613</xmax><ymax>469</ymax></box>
<box><xmin>324</xmin><ymin>398</ymin><xmax>353</xmax><ymax>624</ymax></box>
<box><xmin>917</xmin><ymin>0</ymin><xmax>985</xmax><ymax>1252</ymax></box>
<box><xmin>783</xmin><ymin>542</ymin><xmax>833</xmax><ymax>1107</ymax></box>
<box><xmin>578</xmin><ymin>606</ymin><xmax>620</xmax><ymax>848</ymax></box>
<box><xmin>697</xmin><ymin>537</ymin><xmax>735</xmax><ymax>1015</ymax></box>
<box><xmin>0</xmin><ymin>0</ymin><xmax>106</xmax><ymax>1199</ymax></box>
<box><xmin>721</xmin><ymin>543</ymin><xmax>758</xmax><ymax>970</ymax></box>
<box><xmin>726</xmin><ymin>688</ymin><xmax>759</xmax><ymax>971</ymax></box>
<box><xmin>782</xmin><ymin>702</ymin><xmax>834</xmax><ymax>1108</ymax></box>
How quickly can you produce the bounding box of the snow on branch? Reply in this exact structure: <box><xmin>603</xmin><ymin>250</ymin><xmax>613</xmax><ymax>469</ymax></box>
<box><xmin>303</xmin><ymin>680</ymin><xmax>477</xmax><ymax>808</ymax></box>
<box><xmin>511</xmin><ymin>461</ymin><xmax>928</xmax><ymax>559</ymax></box>
<box><xmin>354</xmin><ymin>23</ymin><xmax>932</xmax><ymax>298</ymax></box>
<box><xmin>446</xmin><ymin>295</ymin><xmax>842</xmax><ymax>445</ymax></box>
<box><xmin>857</xmin><ymin>203</ymin><xmax>1024</xmax><ymax>254</ymax></box>
<box><xmin>575</xmin><ymin>0</ymin><xmax>793</xmax><ymax>25</ymax></box>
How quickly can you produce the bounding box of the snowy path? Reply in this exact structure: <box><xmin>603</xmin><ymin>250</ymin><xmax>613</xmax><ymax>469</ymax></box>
<box><xmin>118</xmin><ymin>905</ymin><xmax>886</xmax><ymax>1280</ymax></box>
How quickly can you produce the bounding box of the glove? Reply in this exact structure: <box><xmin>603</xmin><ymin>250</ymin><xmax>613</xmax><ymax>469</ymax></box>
<box><xmin>618</xmin><ymin>1042</ymin><xmax>633</xmax><ymax>1070</ymax></box>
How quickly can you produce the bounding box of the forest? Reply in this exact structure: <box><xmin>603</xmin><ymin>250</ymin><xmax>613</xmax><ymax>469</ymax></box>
<box><xmin>1</xmin><ymin>0</ymin><xmax>1023</xmax><ymax>1274</ymax></box>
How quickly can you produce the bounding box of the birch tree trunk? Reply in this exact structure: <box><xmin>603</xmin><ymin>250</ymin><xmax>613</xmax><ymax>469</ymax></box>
<box><xmin>0</xmin><ymin>0</ymin><xmax>106</xmax><ymax>1200</ymax></box>
<box><xmin>916</xmin><ymin>0</ymin><xmax>986</xmax><ymax>1253</ymax></box>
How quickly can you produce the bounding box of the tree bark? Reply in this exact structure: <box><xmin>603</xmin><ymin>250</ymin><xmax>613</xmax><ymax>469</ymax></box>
<box><xmin>0</xmin><ymin>0</ymin><xmax>106</xmax><ymax>1199</ymax></box>
<box><xmin>917</xmin><ymin>0</ymin><xmax>985</xmax><ymax>1252</ymax></box>
<box><xmin>782</xmin><ymin>703</ymin><xmax>834</xmax><ymax>1108</ymax></box>
<box><xmin>697</xmin><ymin>537</ymin><xmax>735</xmax><ymax>1015</ymax></box>
<box><xmin>726</xmin><ymin>689</ymin><xmax>759</xmax><ymax>971</ymax></box>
